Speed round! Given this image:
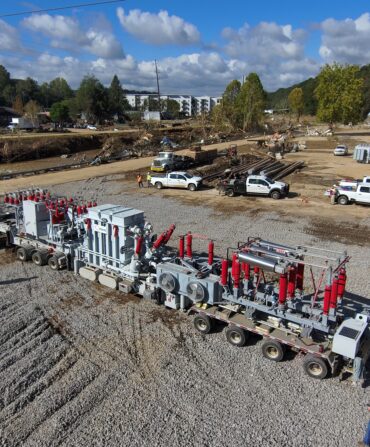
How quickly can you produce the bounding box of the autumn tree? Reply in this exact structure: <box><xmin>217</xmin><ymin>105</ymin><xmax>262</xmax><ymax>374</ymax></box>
<box><xmin>24</xmin><ymin>100</ymin><xmax>41</xmax><ymax>126</ymax></box>
<box><xmin>315</xmin><ymin>63</ymin><xmax>363</xmax><ymax>124</ymax></box>
<box><xmin>288</xmin><ymin>87</ymin><xmax>304</xmax><ymax>121</ymax></box>
<box><xmin>12</xmin><ymin>95</ymin><xmax>24</xmax><ymax>115</ymax></box>
<box><xmin>237</xmin><ymin>73</ymin><xmax>266</xmax><ymax>131</ymax></box>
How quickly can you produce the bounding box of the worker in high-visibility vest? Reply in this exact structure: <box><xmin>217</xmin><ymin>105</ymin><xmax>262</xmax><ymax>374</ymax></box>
<box><xmin>147</xmin><ymin>171</ymin><xmax>152</xmax><ymax>188</ymax></box>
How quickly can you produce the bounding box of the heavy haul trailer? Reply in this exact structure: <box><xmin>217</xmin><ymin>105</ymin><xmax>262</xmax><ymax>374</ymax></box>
<box><xmin>1</xmin><ymin>190</ymin><xmax>369</xmax><ymax>381</ymax></box>
<box><xmin>155</xmin><ymin>235</ymin><xmax>370</xmax><ymax>380</ymax></box>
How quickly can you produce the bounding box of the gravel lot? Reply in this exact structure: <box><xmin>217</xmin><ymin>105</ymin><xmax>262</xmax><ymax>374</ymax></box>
<box><xmin>0</xmin><ymin>174</ymin><xmax>369</xmax><ymax>447</ymax></box>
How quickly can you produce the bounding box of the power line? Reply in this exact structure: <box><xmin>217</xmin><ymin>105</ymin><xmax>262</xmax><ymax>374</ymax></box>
<box><xmin>0</xmin><ymin>0</ymin><xmax>127</xmax><ymax>18</ymax></box>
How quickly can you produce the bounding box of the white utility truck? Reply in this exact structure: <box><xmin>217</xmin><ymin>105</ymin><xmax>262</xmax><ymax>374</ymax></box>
<box><xmin>150</xmin><ymin>172</ymin><xmax>203</xmax><ymax>191</ymax></box>
<box><xmin>336</xmin><ymin>184</ymin><xmax>370</xmax><ymax>205</ymax></box>
<box><xmin>220</xmin><ymin>175</ymin><xmax>289</xmax><ymax>199</ymax></box>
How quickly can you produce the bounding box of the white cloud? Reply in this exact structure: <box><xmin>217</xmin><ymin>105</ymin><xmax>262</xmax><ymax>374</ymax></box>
<box><xmin>0</xmin><ymin>19</ymin><xmax>23</xmax><ymax>52</ymax></box>
<box><xmin>22</xmin><ymin>13</ymin><xmax>124</xmax><ymax>59</ymax></box>
<box><xmin>117</xmin><ymin>8</ymin><xmax>200</xmax><ymax>45</ymax></box>
<box><xmin>319</xmin><ymin>13</ymin><xmax>370</xmax><ymax>64</ymax></box>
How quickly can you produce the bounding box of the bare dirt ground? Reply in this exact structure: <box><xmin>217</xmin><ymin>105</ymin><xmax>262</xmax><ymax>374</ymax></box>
<box><xmin>1</xmin><ymin>130</ymin><xmax>370</xmax><ymax>447</ymax></box>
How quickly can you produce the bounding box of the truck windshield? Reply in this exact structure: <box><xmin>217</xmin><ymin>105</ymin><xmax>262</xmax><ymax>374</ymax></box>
<box><xmin>184</xmin><ymin>173</ymin><xmax>192</xmax><ymax>179</ymax></box>
<box><xmin>264</xmin><ymin>177</ymin><xmax>274</xmax><ymax>184</ymax></box>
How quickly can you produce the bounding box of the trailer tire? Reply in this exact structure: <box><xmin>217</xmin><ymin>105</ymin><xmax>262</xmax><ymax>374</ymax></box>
<box><xmin>193</xmin><ymin>314</ymin><xmax>212</xmax><ymax>334</ymax></box>
<box><xmin>188</xmin><ymin>183</ymin><xmax>196</xmax><ymax>191</ymax></box>
<box><xmin>262</xmin><ymin>340</ymin><xmax>285</xmax><ymax>362</ymax></box>
<box><xmin>48</xmin><ymin>255</ymin><xmax>60</xmax><ymax>270</ymax></box>
<box><xmin>163</xmin><ymin>165</ymin><xmax>169</xmax><ymax>171</ymax></box>
<box><xmin>270</xmin><ymin>190</ymin><xmax>282</xmax><ymax>200</ymax></box>
<box><xmin>32</xmin><ymin>250</ymin><xmax>48</xmax><ymax>266</ymax></box>
<box><xmin>337</xmin><ymin>195</ymin><xmax>349</xmax><ymax>205</ymax></box>
<box><xmin>16</xmin><ymin>246</ymin><xmax>32</xmax><ymax>262</ymax></box>
<box><xmin>303</xmin><ymin>355</ymin><xmax>328</xmax><ymax>379</ymax></box>
<box><xmin>225</xmin><ymin>326</ymin><xmax>248</xmax><ymax>347</ymax></box>
<box><xmin>155</xmin><ymin>182</ymin><xmax>163</xmax><ymax>189</ymax></box>
<box><xmin>226</xmin><ymin>189</ymin><xmax>235</xmax><ymax>197</ymax></box>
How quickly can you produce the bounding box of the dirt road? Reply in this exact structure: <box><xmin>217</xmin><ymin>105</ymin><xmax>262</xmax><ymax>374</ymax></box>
<box><xmin>0</xmin><ymin>138</ymin><xmax>252</xmax><ymax>194</ymax></box>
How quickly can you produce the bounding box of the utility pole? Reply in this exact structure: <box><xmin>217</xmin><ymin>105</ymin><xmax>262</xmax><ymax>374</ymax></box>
<box><xmin>155</xmin><ymin>59</ymin><xmax>161</xmax><ymax>113</ymax></box>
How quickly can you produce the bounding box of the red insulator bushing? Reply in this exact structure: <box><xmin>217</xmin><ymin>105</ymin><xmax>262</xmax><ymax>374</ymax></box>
<box><xmin>337</xmin><ymin>268</ymin><xmax>346</xmax><ymax>299</ymax></box>
<box><xmin>233</xmin><ymin>259</ymin><xmax>241</xmax><ymax>289</ymax></box>
<box><xmin>208</xmin><ymin>240</ymin><xmax>214</xmax><ymax>265</ymax></box>
<box><xmin>87</xmin><ymin>201</ymin><xmax>92</xmax><ymax>208</ymax></box>
<box><xmin>186</xmin><ymin>232</ymin><xmax>192</xmax><ymax>258</ymax></box>
<box><xmin>296</xmin><ymin>263</ymin><xmax>304</xmax><ymax>291</ymax></box>
<box><xmin>179</xmin><ymin>235</ymin><xmax>185</xmax><ymax>258</ymax></box>
<box><xmin>92</xmin><ymin>201</ymin><xmax>97</xmax><ymax>207</ymax></box>
<box><xmin>9</xmin><ymin>196</ymin><xmax>14</xmax><ymax>204</ymax></box>
<box><xmin>77</xmin><ymin>205</ymin><xmax>82</xmax><ymax>216</ymax></box>
<box><xmin>323</xmin><ymin>284</ymin><xmax>332</xmax><ymax>315</ymax></box>
<box><xmin>287</xmin><ymin>268</ymin><xmax>296</xmax><ymax>298</ymax></box>
<box><xmin>243</xmin><ymin>262</ymin><xmax>250</xmax><ymax>280</ymax></box>
<box><xmin>220</xmin><ymin>259</ymin><xmax>228</xmax><ymax>286</ymax></box>
<box><xmin>85</xmin><ymin>218</ymin><xmax>91</xmax><ymax>230</ymax></box>
<box><xmin>278</xmin><ymin>273</ymin><xmax>288</xmax><ymax>305</ymax></box>
<box><xmin>330</xmin><ymin>276</ymin><xmax>339</xmax><ymax>310</ymax></box>
<box><xmin>153</xmin><ymin>232</ymin><xmax>166</xmax><ymax>249</ymax></box>
<box><xmin>135</xmin><ymin>236</ymin><xmax>144</xmax><ymax>255</ymax></box>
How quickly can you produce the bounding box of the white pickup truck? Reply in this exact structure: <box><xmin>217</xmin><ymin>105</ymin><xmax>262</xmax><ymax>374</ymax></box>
<box><xmin>220</xmin><ymin>175</ymin><xmax>289</xmax><ymax>199</ymax></box>
<box><xmin>336</xmin><ymin>183</ymin><xmax>370</xmax><ymax>205</ymax></box>
<box><xmin>150</xmin><ymin>172</ymin><xmax>203</xmax><ymax>191</ymax></box>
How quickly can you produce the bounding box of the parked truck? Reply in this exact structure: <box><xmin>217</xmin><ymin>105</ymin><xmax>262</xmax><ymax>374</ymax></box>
<box><xmin>335</xmin><ymin>183</ymin><xmax>370</xmax><ymax>205</ymax></box>
<box><xmin>150</xmin><ymin>171</ymin><xmax>203</xmax><ymax>191</ymax></box>
<box><xmin>220</xmin><ymin>175</ymin><xmax>289</xmax><ymax>199</ymax></box>
<box><xmin>339</xmin><ymin>176</ymin><xmax>370</xmax><ymax>189</ymax></box>
<box><xmin>151</xmin><ymin>148</ymin><xmax>217</xmax><ymax>172</ymax></box>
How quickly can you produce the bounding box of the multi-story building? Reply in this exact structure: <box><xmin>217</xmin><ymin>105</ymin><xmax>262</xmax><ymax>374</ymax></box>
<box><xmin>125</xmin><ymin>93</ymin><xmax>221</xmax><ymax>117</ymax></box>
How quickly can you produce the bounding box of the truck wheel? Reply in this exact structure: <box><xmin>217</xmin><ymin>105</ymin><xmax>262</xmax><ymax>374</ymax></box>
<box><xmin>270</xmin><ymin>190</ymin><xmax>281</xmax><ymax>200</ymax></box>
<box><xmin>226</xmin><ymin>189</ymin><xmax>235</xmax><ymax>197</ymax></box>
<box><xmin>16</xmin><ymin>246</ymin><xmax>32</xmax><ymax>262</ymax></box>
<box><xmin>155</xmin><ymin>182</ymin><xmax>163</xmax><ymax>189</ymax></box>
<box><xmin>262</xmin><ymin>340</ymin><xmax>285</xmax><ymax>362</ymax></box>
<box><xmin>163</xmin><ymin>165</ymin><xmax>169</xmax><ymax>171</ymax></box>
<box><xmin>303</xmin><ymin>355</ymin><xmax>328</xmax><ymax>379</ymax></box>
<box><xmin>32</xmin><ymin>250</ymin><xmax>48</xmax><ymax>266</ymax></box>
<box><xmin>337</xmin><ymin>195</ymin><xmax>348</xmax><ymax>205</ymax></box>
<box><xmin>225</xmin><ymin>326</ymin><xmax>248</xmax><ymax>347</ymax></box>
<box><xmin>188</xmin><ymin>183</ymin><xmax>196</xmax><ymax>191</ymax></box>
<box><xmin>48</xmin><ymin>255</ymin><xmax>60</xmax><ymax>270</ymax></box>
<box><xmin>193</xmin><ymin>314</ymin><xmax>212</xmax><ymax>334</ymax></box>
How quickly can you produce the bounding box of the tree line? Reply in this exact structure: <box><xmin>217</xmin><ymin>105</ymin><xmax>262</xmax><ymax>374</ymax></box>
<box><xmin>212</xmin><ymin>63</ymin><xmax>366</xmax><ymax>132</ymax></box>
<box><xmin>0</xmin><ymin>65</ymin><xmax>132</xmax><ymax>124</ymax></box>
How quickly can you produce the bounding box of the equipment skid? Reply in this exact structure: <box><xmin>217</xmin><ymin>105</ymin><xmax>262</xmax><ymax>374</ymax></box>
<box><xmin>1</xmin><ymin>188</ymin><xmax>369</xmax><ymax>381</ymax></box>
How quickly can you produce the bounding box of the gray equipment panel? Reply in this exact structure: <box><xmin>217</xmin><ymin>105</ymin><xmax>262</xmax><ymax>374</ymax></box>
<box><xmin>332</xmin><ymin>318</ymin><xmax>368</xmax><ymax>359</ymax></box>
<box><xmin>23</xmin><ymin>200</ymin><xmax>49</xmax><ymax>237</ymax></box>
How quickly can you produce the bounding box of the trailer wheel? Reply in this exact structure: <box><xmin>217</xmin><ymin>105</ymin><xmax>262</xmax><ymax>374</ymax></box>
<box><xmin>337</xmin><ymin>195</ymin><xmax>348</xmax><ymax>205</ymax></box>
<box><xmin>188</xmin><ymin>183</ymin><xmax>196</xmax><ymax>191</ymax></box>
<box><xmin>155</xmin><ymin>182</ymin><xmax>163</xmax><ymax>189</ymax></box>
<box><xmin>193</xmin><ymin>314</ymin><xmax>212</xmax><ymax>334</ymax></box>
<box><xmin>48</xmin><ymin>255</ymin><xmax>60</xmax><ymax>270</ymax></box>
<box><xmin>16</xmin><ymin>246</ymin><xmax>32</xmax><ymax>262</ymax></box>
<box><xmin>226</xmin><ymin>189</ymin><xmax>235</xmax><ymax>197</ymax></box>
<box><xmin>270</xmin><ymin>190</ymin><xmax>282</xmax><ymax>200</ymax></box>
<box><xmin>303</xmin><ymin>355</ymin><xmax>328</xmax><ymax>379</ymax></box>
<box><xmin>262</xmin><ymin>340</ymin><xmax>285</xmax><ymax>362</ymax></box>
<box><xmin>225</xmin><ymin>326</ymin><xmax>248</xmax><ymax>347</ymax></box>
<box><xmin>32</xmin><ymin>250</ymin><xmax>48</xmax><ymax>266</ymax></box>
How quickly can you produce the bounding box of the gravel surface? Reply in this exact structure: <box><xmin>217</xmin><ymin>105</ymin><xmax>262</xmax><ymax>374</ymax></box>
<box><xmin>0</xmin><ymin>174</ymin><xmax>369</xmax><ymax>447</ymax></box>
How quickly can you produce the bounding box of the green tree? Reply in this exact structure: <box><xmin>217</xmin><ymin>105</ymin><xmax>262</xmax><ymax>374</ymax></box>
<box><xmin>50</xmin><ymin>102</ymin><xmax>70</xmax><ymax>125</ymax></box>
<box><xmin>166</xmin><ymin>99</ymin><xmax>180</xmax><ymax>118</ymax></box>
<box><xmin>315</xmin><ymin>63</ymin><xmax>363</xmax><ymax>124</ymax></box>
<box><xmin>0</xmin><ymin>65</ymin><xmax>10</xmax><ymax>92</ymax></box>
<box><xmin>288</xmin><ymin>87</ymin><xmax>304</xmax><ymax>120</ymax></box>
<box><xmin>24</xmin><ymin>100</ymin><xmax>40</xmax><ymax>126</ymax></box>
<box><xmin>16</xmin><ymin>77</ymin><xmax>40</xmax><ymax>104</ymax></box>
<box><xmin>3</xmin><ymin>84</ymin><xmax>15</xmax><ymax>106</ymax></box>
<box><xmin>108</xmin><ymin>74</ymin><xmax>129</xmax><ymax>116</ymax></box>
<box><xmin>49</xmin><ymin>77</ymin><xmax>73</xmax><ymax>102</ymax></box>
<box><xmin>237</xmin><ymin>73</ymin><xmax>266</xmax><ymax>131</ymax></box>
<box><xmin>221</xmin><ymin>79</ymin><xmax>242</xmax><ymax>128</ymax></box>
<box><xmin>75</xmin><ymin>75</ymin><xmax>108</xmax><ymax>123</ymax></box>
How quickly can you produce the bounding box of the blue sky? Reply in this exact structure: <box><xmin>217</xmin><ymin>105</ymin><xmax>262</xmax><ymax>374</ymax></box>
<box><xmin>0</xmin><ymin>0</ymin><xmax>370</xmax><ymax>94</ymax></box>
